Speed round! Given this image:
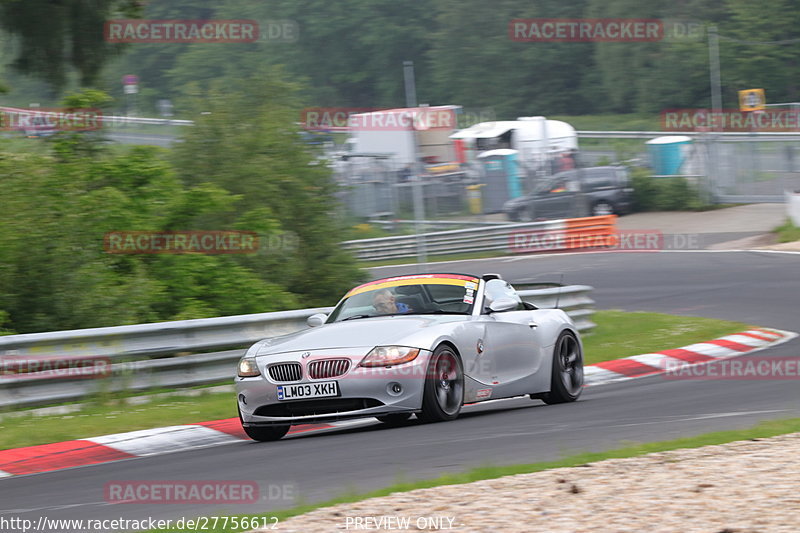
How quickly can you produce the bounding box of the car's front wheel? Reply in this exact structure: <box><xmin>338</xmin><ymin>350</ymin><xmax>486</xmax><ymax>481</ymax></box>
<box><xmin>239</xmin><ymin>409</ymin><xmax>290</xmax><ymax>441</ymax></box>
<box><xmin>537</xmin><ymin>331</ymin><xmax>584</xmax><ymax>404</ymax></box>
<box><xmin>418</xmin><ymin>345</ymin><xmax>464</xmax><ymax>422</ymax></box>
<box><xmin>592</xmin><ymin>200</ymin><xmax>614</xmax><ymax>216</ymax></box>
<box><xmin>518</xmin><ymin>207</ymin><xmax>535</xmax><ymax>222</ymax></box>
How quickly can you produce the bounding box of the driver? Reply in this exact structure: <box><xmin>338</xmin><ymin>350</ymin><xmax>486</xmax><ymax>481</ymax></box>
<box><xmin>372</xmin><ymin>289</ymin><xmax>412</xmax><ymax>315</ymax></box>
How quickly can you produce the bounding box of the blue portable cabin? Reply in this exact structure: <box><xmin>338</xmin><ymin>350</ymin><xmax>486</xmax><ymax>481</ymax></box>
<box><xmin>476</xmin><ymin>149</ymin><xmax>523</xmax><ymax>213</ymax></box>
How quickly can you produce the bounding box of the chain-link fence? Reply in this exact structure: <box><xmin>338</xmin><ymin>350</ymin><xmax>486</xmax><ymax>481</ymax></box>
<box><xmin>711</xmin><ymin>137</ymin><xmax>800</xmax><ymax>202</ymax></box>
<box><xmin>331</xmin><ymin>153</ymin><xmax>475</xmax><ymax>223</ymax></box>
<box><xmin>575</xmin><ymin>132</ymin><xmax>800</xmax><ymax>204</ymax></box>
<box><xmin>331</xmin><ymin>144</ymin><xmax>626</xmax><ymax>230</ymax></box>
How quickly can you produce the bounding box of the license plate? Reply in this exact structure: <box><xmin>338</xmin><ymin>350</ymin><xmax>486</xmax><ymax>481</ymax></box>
<box><xmin>277</xmin><ymin>381</ymin><xmax>339</xmax><ymax>401</ymax></box>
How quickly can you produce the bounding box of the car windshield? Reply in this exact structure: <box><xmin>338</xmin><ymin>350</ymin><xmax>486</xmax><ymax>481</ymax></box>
<box><xmin>326</xmin><ymin>274</ymin><xmax>480</xmax><ymax>322</ymax></box>
<box><xmin>533</xmin><ymin>172</ymin><xmax>572</xmax><ymax>194</ymax></box>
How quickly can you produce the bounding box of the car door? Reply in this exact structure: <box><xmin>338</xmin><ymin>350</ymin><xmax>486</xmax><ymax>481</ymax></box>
<box><xmin>468</xmin><ymin>280</ymin><xmax>546</xmax><ymax>395</ymax></box>
<box><xmin>532</xmin><ymin>173</ymin><xmax>578</xmax><ymax>219</ymax></box>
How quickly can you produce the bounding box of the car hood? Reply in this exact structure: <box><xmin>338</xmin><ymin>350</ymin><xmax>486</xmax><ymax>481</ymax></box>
<box><xmin>253</xmin><ymin>315</ymin><xmax>468</xmax><ymax>356</ymax></box>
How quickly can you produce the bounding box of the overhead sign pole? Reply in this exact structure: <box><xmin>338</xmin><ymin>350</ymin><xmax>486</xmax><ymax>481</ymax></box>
<box><xmin>404</xmin><ymin>60</ymin><xmax>428</xmax><ymax>271</ymax></box>
<box><xmin>739</xmin><ymin>88</ymin><xmax>766</xmax><ymax>193</ymax></box>
<box><xmin>706</xmin><ymin>26</ymin><xmax>722</xmax><ymax>204</ymax></box>
<box><xmin>123</xmin><ymin>74</ymin><xmax>139</xmax><ymax>119</ymax></box>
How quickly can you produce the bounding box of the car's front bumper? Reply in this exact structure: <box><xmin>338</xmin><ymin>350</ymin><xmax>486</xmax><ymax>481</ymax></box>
<box><xmin>236</xmin><ymin>348</ymin><xmax>430</xmax><ymax>427</ymax></box>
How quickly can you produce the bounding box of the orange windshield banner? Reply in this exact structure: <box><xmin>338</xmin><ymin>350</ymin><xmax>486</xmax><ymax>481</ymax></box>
<box><xmin>346</xmin><ymin>274</ymin><xmax>479</xmax><ymax>298</ymax></box>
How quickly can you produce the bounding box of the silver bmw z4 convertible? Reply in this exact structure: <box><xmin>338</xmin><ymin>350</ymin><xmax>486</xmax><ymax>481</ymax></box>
<box><xmin>235</xmin><ymin>272</ymin><xmax>584</xmax><ymax>441</ymax></box>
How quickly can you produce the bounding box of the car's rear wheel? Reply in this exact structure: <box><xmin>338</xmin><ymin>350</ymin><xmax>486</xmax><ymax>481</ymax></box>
<box><xmin>239</xmin><ymin>409</ymin><xmax>290</xmax><ymax>441</ymax></box>
<box><xmin>537</xmin><ymin>331</ymin><xmax>583</xmax><ymax>405</ymax></box>
<box><xmin>376</xmin><ymin>413</ymin><xmax>412</xmax><ymax>425</ymax></box>
<box><xmin>418</xmin><ymin>345</ymin><xmax>464</xmax><ymax>422</ymax></box>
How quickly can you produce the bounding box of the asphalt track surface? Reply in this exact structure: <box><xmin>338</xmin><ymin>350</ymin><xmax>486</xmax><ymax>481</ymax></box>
<box><xmin>2</xmin><ymin>250</ymin><xmax>799</xmax><ymax>530</ymax></box>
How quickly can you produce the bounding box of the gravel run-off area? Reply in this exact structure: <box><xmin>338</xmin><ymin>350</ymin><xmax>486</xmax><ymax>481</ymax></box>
<box><xmin>268</xmin><ymin>432</ymin><xmax>800</xmax><ymax>533</ymax></box>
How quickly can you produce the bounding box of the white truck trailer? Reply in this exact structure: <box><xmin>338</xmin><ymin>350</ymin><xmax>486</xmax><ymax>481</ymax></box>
<box><xmin>450</xmin><ymin>116</ymin><xmax>578</xmax><ymax>169</ymax></box>
<box><xmin>346</xmin><ymin>105</ymin><xmax>462</xmax><ymax>168</ymax></box>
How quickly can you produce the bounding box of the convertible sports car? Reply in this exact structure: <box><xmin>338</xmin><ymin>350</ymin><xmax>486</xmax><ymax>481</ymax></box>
<box><xmin>236</xmin><ymin>273</ymin><xmax>584</xmax><ymax>441</ymax></box>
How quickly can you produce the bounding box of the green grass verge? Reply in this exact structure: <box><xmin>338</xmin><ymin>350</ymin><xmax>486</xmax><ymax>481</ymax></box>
<box><xmin>1</xmin><ymin>311</ymin><xmax>753</xmax><ymax>450</ymax></box>
<box><xmin>150</xmin><ymin>417</ymin><xmax>800</xmax><ymax>532</ymax></box>
<box><xmin>549</xmin><ymin>113</ymin><xmax>661</xmax><ymax>131</ymax></box>
<box><xmin>581</xmin><ymin>310</ymin><xmax>751</xmax><ymax>366</ymax></box>
<box><xmin>775</xmin><ymin>218</ymin><xmax>800</xmax><ymax>243</ymax></box>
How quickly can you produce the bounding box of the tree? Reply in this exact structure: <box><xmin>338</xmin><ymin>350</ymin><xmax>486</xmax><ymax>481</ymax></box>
<box><xmin>100</xmin><ymin>0</ymin><xmax>220</xmax><ymax>115</ymax></box>
<box><xmin>0</xmin><ymin>136</ymin><xmax>309</xmax><ymax>332</ymax></box>
<box><xmin>171</xmin><ymin>66</ymin><xmax>364</xmax><ymax>306</ymax></box>
<box><xmin>723</xmin><ymin>0</ymin><xmax>800</xmax><ymax>103</ymax></box>
<box><xmin>427</xmin><ymin>0</ymin><xmax>596</xmax><ymax>118</ymax></box>
<box><xmin>0</xmin><ymin>0</ymin><xmax>143</xmax><ymax>92</ymax></box>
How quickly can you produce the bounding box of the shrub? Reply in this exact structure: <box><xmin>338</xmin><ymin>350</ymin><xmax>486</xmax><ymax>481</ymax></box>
<box><xmin>630</xmin><ymin>167</ymin><xmax>703</xmax><ymax>211</ymax></box>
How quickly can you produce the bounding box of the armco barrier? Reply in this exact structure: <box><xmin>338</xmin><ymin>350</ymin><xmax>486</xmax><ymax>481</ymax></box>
<box><xmin>509</xmin><ymin>215</ymin><xmax>618</xmax><ymax>254</ymax></box>
<box><xmin>342</xmin><ymin>215</ymin><xmax>617</xmax><ymax>261</ymax></box>
<box><xmin>0</xmin><ymin>286</ymin><xmax>594</xmax><ymax>409</ymax></box>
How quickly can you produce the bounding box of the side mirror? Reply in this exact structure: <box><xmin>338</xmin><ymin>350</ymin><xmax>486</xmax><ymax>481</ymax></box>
<box><xmin>488</xmin><ymin>297</ymin><xmax>518</xmax><ymax>313</ymax></box>
<box><xmin>307</xmin><ymin>313</ymin><xmax>328</xmax><ymax>327</ymax></box>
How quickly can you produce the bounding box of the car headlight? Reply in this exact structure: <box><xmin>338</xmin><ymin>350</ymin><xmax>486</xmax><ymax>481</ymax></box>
<box><xmin>237</xmin><ymin>358</ymin><xmax>261</xmax><ymax>377</ymax></box>
<box><xmin>359</xmin><ymin>346</ymin><xmax>420</xmax><ymax>368</ymax></box>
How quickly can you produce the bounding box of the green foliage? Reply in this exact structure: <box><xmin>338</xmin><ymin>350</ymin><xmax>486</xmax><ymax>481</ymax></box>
<box><xmin>428</xmin><ymin>0</ymin><xmax>594</xmax><ymax>117</ymax></box>
<box><xmin>171</xmin><ymin>67</ymin><xmax>365</xmax><ymax>306</ymax></box>
<box><xmin>0</xmin><ymin>0</ymin><xmax>144</xmax><ymax>91</ymax></box>
<box><xmin>5</xmin><ymin>0</ymin><xmax>800</xmax><ymax>116</ymax></box>
<box><xmin>774</xmin><ymin>219</ymin><xmax>800</xmax><ymax>243</ymax></box>
<box><xmin>0</xmin><ymin>310</ymin><xmax>15</xmax><ymax>335</ymax></box>
<box><xmin>61</xmin><ymin>88</ymin><xmax>114</xmax><ymax>110</ymax></box>
<box><xmin>0</xmin><ymin>389</ymin><xmax>241</xmax><ymax>449</ymax></box>
<box><xmin>550</xmin><ymin>114</ymin><xmax>661</xmax><ymax>131</ymax></box>
<box><xmin>630</xmin><ymin>167</ymin><xmax>704</xmax><ymax>211</ymax></box>
<box><xmin>347</xmin><ymin>223</ymin><xmax>392</xmax><ymax>240</ymax></box>
<box><xmin>0</xmin><ymin>104</ymin><xmax>360</xmax><ymax>332</ymax></box>
<box><xmin>724</xmin><ymin>0</ymin><xmax>800</xmax><ymax>103</ymax></box>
